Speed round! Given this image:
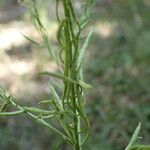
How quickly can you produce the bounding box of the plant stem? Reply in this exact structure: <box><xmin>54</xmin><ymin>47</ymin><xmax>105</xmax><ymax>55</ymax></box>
<box><xmin>72</xmin><ymin>85</ymin><xmax>81</xmax><ymax>150</ymax></box>
<box><xmin>61</xmin><ymin>0</ymin><xmax>82</xmax><ymax>149</ymax></box>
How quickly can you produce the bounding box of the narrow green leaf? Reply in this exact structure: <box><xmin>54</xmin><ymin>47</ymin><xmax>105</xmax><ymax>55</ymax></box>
<box><xmin>48</xmin><ymin>82</ymin><xmax>63</xmax><ymax>111</ymax></box>
<box><xmin>79</xmin><ymin>81</ymin><xmax>93</xmax><ymax>89</ymax></box>
<box><xmin>42</xmin><ymin>114</ymin><xmax>54</xmax><ymax>119</ymax></box>
<box><xmin>39</xmin><ymin>100</ymin><xmax>52</xmax><ymax>105</ymax></box>
<box><xmin>0</xmin><ymin>110</ymin><xmax>25</xmax><ymax>116</ymax></box>
<box><xmin>39</xmin><ymin>72</ymin><xmax>92</xmax><ymax>89</ymax></box>
<box><xmin>27</xmin><ymin>111</ymin><xmax>70</xmax><ymax>142</ymax></box>
<box><xmin>80</xmin><ymin>17</ymin><xmax>91</xmax><ymax>30</ymax></box>
<box><xmin>23</xmin><ymin>106</ymin><xmax>56</xmax><ymax>115</ymax></box>
<box><xmin>125</xmin><ymin>122</ymin><xmax>142</xmax><ymax>150</ymax></box>
<box><xmin>77</xmin><ymin>28</ymin><xmax>94</xmax><ymax>69</ymax></box>
<box><xmin>23</xmin><ymin>34</ymin><xmax>40</xmax><ymax>46</ymax></box>
<box><xmin>39</xmin><ymin>71</ymin><xmax>78</xmax><ymax>84</ymax></box>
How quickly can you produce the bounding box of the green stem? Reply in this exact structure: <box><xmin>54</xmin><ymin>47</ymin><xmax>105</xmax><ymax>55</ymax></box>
<box><xmin>72</xmin><ymin>85</ymin><xmax>80</xmax><ymax>150</ymax></box>
<box><xmin>62</xmin><ymin>0</ymin><xmax>81</xmax><ymax>149</ymax></box>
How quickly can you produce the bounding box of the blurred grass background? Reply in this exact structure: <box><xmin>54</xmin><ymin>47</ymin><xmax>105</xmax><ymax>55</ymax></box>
<box><xmin>0</xmin><ymin>0</ymin><xmax>150</xmax><ymax>150</ymax></box>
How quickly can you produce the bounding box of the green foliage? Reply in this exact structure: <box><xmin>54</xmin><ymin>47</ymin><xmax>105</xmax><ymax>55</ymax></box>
<box><xmin>126</xmin><ymin>123</ymin><xmax>141</xmax><ymax>150</ymax></box>
<box><xmin>0</xmin><ymin>0</ymin><xmax>149</xmax><ymax>150</ymax></box>
<box><xmin>0</xmin><ymin>0</ymin><xmax>93</xmax><ymax>150</ymax></box>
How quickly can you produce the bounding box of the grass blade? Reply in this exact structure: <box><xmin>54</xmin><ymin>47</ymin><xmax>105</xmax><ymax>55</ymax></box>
<box><xmin>125</xmin><ymin>122</ymin><xmax>141</xmax><ymax>150</ymax></box>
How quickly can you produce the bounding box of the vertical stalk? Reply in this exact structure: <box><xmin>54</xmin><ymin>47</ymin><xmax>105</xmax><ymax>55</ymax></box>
<box><xmin>72</xmin><ymin>86</ymin><xmax>80</xmax><ymax>150</ymax></box>
<box><xmin>61</xmin><ymin>0</ymin><xmax>81</xmax><ymax>149</ymax></box>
